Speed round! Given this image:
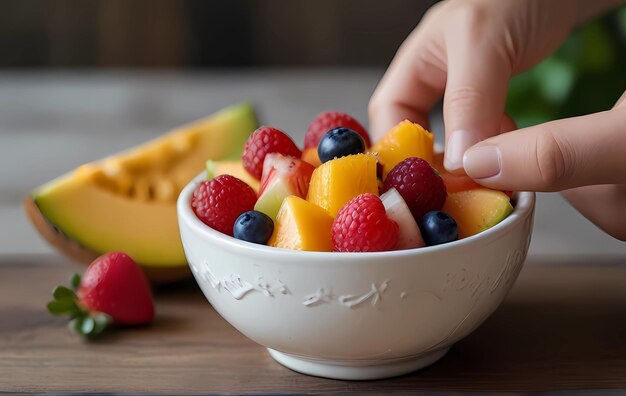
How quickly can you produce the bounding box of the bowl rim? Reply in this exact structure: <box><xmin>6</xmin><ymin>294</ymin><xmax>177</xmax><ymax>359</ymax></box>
<box><xmin>177</xmin><ymin>171</ymin><xmax>535</xmax><ymax>259</ymax></box>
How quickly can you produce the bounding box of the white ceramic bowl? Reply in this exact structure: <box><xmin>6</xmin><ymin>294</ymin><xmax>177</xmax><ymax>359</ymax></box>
<box><xmin>177</xmin><ymin>172</ymin><xmax>535</xmax><ymax>380</ymax></box>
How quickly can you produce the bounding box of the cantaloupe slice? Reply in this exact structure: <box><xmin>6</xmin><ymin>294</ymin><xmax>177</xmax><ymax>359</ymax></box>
<box><xmin>442</xmin><ymin>189</ymin><xmax>514</xmax><ymax>239</ymax></box>
<box><xmin>268</xmin><ymin>196</ymin><xmax>334</xmax><ymax>252</ymax></box>
<box><xmin>306</xmin><ymin>153</ymin><xmax>378</xmax><ymax>217</ymax></box>
<box><xmin>370</xmin><ymin>120</ymin><xmax>434</xmax><ymax>177</ymax></box>
<box><xmin>25</xmin><ymin>103</ymin><xmax>257</xmax><ymax>283</ymax></box>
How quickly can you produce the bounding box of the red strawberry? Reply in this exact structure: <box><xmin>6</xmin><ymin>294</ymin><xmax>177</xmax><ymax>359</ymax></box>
<box><xmin>242</xmin><ymin>126</ymin><xmax>302</xmax><ymax>180</ymax></box>
<box><xmin>332</xmin><ymin>193</ymin><xmax>399</xmax><ymax>252</ymax></box>
<box><xmin>47</xmin><ymin>251</ymin><xmax>154</xmax><ymax>337</ymax></box>
<box><xmin>383</xmin><ymin>157</ymin><xmax>447</xmax><ymax>221</ymax></box>
<box><xmin>191</xmin><ymin>175</ymin><xmax>256</xmax><ymax>236</ymax></box>
<box><xmin>305</xmin><ymin>111</ymin><xmax>371</xmax><ymax>149</ymax></box>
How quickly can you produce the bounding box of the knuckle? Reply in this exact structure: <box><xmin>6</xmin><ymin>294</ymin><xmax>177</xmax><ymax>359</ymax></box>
<box><xmin>445</xmin><ymin>85</ymin><xmax>486</xmax><ymax>113</ymax></box>
<box><xmin>534</xmin><ymin>131</ymin><xmax>570</xmax><ymax>188</ymax></box>
<box><xmin>449</xmin><ymin>1</ymin><xmax>491</xmax><ymax>34</ymax></box>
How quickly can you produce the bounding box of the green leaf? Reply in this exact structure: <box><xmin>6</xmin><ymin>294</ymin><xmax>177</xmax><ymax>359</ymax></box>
<box><xmin>92</xmin><ymin>313</ymin><xmax>112</xmax><ymax>335</ymax></box>
<box><xmin>579</xmin><ymin>22</ymin><xmax>614</xmax><ymax>72</ymax></box>
<box><xmin>69</xmin><ymin>273</ymin><xmax>81</xmax><ymax>291</ymax></box>
<box><xmin>536</xmin><ymin>58</ymin><xmax>576</xmax><ymax>105</ymax></box>
<box><xmin>52</xmin><ymin>286</ymin><xmax>76</xmax><ymax>301</ymax></box>
<box><xmin>81</xmin><ymin>317</ymin><xmax>95</xmax><ymax>335</ymax></box>
<box><xmin>47</xmin><ymin>300</ymin><xmax>80</xmax><ymax>317</ymax></box>
<box><xmin>69</xmin><ymin>317</ymin><xmax>84</xmax><ymax>334</ymax></box>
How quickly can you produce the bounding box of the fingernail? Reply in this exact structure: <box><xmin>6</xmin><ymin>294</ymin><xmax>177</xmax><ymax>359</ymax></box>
<box><xmin>463</xmin><ymin>145</ymin><xmax>501</xmax><ymax>179</ymax></box>
<box><xmin>444</xmin><ymin>130</ymin><xmax>477</xmax><ymax>172</ymax></box>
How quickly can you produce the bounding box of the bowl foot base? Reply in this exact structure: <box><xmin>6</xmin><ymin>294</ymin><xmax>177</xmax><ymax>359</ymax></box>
<box><xmin>267</xmin><ymin>347</ymin><xmax>450</xmax><ymax>380</ymax></box>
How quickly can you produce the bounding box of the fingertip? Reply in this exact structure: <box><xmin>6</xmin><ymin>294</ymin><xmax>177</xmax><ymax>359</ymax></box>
<box><xmin>444</xmin><ymin>129</ymin><xmax>478</xmax><ymax>174</ymax></box>
<box><xmin>463</xmin><ymin>145</ymin><xmax>502</xmax><ymax>180</ymax></box>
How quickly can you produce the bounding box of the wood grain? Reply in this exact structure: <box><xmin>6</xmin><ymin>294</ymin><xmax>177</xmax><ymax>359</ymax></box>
<box><xmin>1</xmin><ymin>254</ymin><xmax>626</xmax><ymax>394</ymax></box>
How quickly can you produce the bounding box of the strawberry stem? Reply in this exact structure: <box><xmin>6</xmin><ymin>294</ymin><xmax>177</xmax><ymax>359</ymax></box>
<box><xmin>47</xmin><ymin>273</ymin><xmax>112</xmax><ymax>338</ymax></box>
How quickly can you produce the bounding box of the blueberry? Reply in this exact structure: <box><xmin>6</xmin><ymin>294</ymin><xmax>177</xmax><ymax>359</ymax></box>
<box><xmin>419</xmin><ymin>211</ymin><xmax>458</xmax><ymax>246</ymax></box>
<box><xmin>233</xmin><ymin>210</ymin><xmax>274</xmax><ymax>245</ymax></box>
<box><xmin>317</xmin><ymin>127</ymin><xmax>366</xmax><ymax>163</ymax></box>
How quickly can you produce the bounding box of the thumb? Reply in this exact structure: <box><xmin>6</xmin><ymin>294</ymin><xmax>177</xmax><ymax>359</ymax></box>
<box><xmin>462</xmin><ymin>107</ymin><xmax>626</xmax><ymax>192</ymax></box>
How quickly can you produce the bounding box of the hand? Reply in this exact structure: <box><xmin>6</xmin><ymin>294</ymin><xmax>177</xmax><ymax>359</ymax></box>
<box><xmin>369</xmin><ymin>0</ymin><xmax>626</xmax><ymax>240</ymax></box>
<box><xmin>465</xmin><ymin>92</ymin><xmax>626</xmax><ymax>240</ymax></box>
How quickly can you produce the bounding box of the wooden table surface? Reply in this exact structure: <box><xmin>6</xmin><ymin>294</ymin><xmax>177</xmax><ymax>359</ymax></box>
<box><xmin>2</xmin><ymin>254</ymin><xmax>626</xmax><ymax>394</ymax></box>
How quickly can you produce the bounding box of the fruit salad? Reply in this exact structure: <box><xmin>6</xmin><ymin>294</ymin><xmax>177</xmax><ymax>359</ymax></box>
<box><xmin>192</xmin><ymin>111</ymin><xmax>514</xmax><ymax>252</ymax></box>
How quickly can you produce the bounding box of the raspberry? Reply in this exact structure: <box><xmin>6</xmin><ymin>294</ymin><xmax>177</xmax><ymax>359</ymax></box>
<box><xmin>242</xmin><ymin>126</ymin><xmax>302</xmax><ymax>180</ymax></box>
<box><xmin>305</xmin><ymin>111</ymin><xmax>371</xmax><ymax>149</ymax></box>
<box><xmin>383</xmin><ymin>157</ymin><xmax>446</xmax><ymax>221</ymax></box>
<box><xmin>332</xmin><ymin>193</ymin><xmax>399</xmax><ymax>252</ymax></box>
<box><xmin>191</xmin><ymin>175</ymin><xmax>256</xmax><ymax>236</ymax></box>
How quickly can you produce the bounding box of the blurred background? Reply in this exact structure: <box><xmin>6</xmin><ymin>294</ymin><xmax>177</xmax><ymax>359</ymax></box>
<box><xmin>1</xmin><ymin>0</ymin><xmax>624</xmax><ymax>256</ymax></box>
<box><xmin>2</xmin><ymin>0</ymin><xmax>624</xmax><ymax>126</ymax></box>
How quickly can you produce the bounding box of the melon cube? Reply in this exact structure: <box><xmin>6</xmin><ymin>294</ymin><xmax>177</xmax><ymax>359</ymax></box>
<box><xmin>269</xmin><ymin>196</ymin><xmax>334</xmax><ymax>251</ymax></box>
<box><xmin>301</xmin><ymin>147</ymin><xmax>322</xmax><ymax>167</ymax></box>
<box><xmin>206</xmin><ymin>159</ymin><xmax>259</xmax><ymax>192</ymax></box>
<box><xmin>442</xmin><ymin>189</ymin><xmax>514</xmax><ymax>238</ymax></box>
<box><xmin>370</xmin><ymin>120</ymin><xmax>434</xmax><ymax>177</ymax></box>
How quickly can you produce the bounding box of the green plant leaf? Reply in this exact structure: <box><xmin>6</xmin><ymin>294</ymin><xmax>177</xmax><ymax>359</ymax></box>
<box><xmin>52</xmin><ymin>286</ymin><xmax>76</xmax><ymax>301</ymax></box>
<box><xmin>81</xmin><ymin>317</ymin><xmax>95</xmax><ymax>335</ymax></box>
<box><xmin>47</xmin><ymin>300</ymin><xmax>80</xmax><ymax>317</ymax></box>
<box><xmin>92</xmin><ymin>313</ymin><xmax>112</xmax><ymax>335</ymax></box>
<box><xmin>536</xmin><ymin>58</ymin><xmax>576</xmax><ymax>105</ymax></box>
<box><xmin>69</xmin><ymin>273</ymin><xmax>81</xmax><ymax>291</ymax></box>
<box><xmin>69</xmin><ymin>317</ymin><xmax>84</xmax><ymax>334</ymax></box>
<box><xmin>580</xmin><ymin>22</ymin><xmax>614</xmax><ymax>72</ymax></box>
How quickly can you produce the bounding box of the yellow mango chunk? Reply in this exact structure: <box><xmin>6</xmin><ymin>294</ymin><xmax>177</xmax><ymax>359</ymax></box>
<box><xmin>442</xmin><ymin>189</ymin><xmax>514</xmax><ymax>238</ymax></box>
<box><xmin>306</xmin><ymin>153</ymin><xmax>378</xmax><ymax>217</ymax></box>
<box><xmin>301</xmin><ymin>147</ymin><xmax>322</xmax><ymax>167</ymax></box>
<box><xmin>269</xmin><ymin>196</ymin><xmax>334</xmax><ymax>251</ymax></box>
<box><xmin>370</xmin><ymin>120</ymin><xmax>434</xmax><ymax>177</ymax></box>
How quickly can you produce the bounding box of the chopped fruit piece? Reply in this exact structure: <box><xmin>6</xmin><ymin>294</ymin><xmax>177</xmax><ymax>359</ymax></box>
<box><xmin>371</xmin><ymin>120</ymin><xmax>434</xmax><ymax>177</ymax></box>
<box><xmin>233</xmin><ymin>210</ymin><xmax>274</xmax><ymax>245</ymax></box>
<box><xmin>302</xmin><ymin>147</ymin><xmax>322</xmax><ymax>167</ymax></box>
<box><xmin>254</xmin><ymin>154</ymin><xmax>315</xmax><ymax>221</ymax></box>
<box><xmin>383</xmin><ymin>157</ymin><xmax>446</xmax><ymax>220</ymax></box>
<box><xmin>305</xmin><ymin>111</ymin><xmax>371</xmax><ymax>148</ymax></box>
<box><xmin>419</xmin><ymin>211</ymin><xmax>458</xmax><ymax>246</ymax></box>
<box><xmin>206</xmin><ymin>159</ymin><xmax>260</xmax><ymax>192</ymax></box>
<box><xmin>27</xmin><ymin>103</ymin><xmax>257</xmax><ymax>282</ymax></box>
<box><xmin>307</xmin><ymin>153</ymin><xmax>378</xmax><ymax>217</ymax></box>
<box><xmin>442</xmin><ymin>189</ymin><xmax>513</xmax><ymax>238</ymax></box>
<box><xmin>433</xmin><ymin>152</ymin><xmax>482</xmax><ymax>193</ymax></box>
<box><xmin>47</xmin><ymin>252</ymin><xmax>154</xmax><ymax>337</ymax></box>
<box><xmin>242</xmin><ymin>126</ymin><xmax>302</xmax><ymax>180</ymax></box>
<box><xmin>191</xmin><ymin>175</ymin><xmax>256</xmax><ymax>236</ymax></box>
<box><xmin>269</xmin><ymin>196</ymin><xmax>334</xmax><ymax>251</ymax></box>
<box><xmin>380</xmin><ymin>188</ymin><xmax>425</xmax><ymax>250</ymax></box>
<box><xmin>332</xmin><ymin>194</ymin><xmax>399</xmax><ymax>252</ymax></box>
<box><xmin>317</xmin><ymin>127</ymin><xmax>366</xmax><ymax>163</ymax></box>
